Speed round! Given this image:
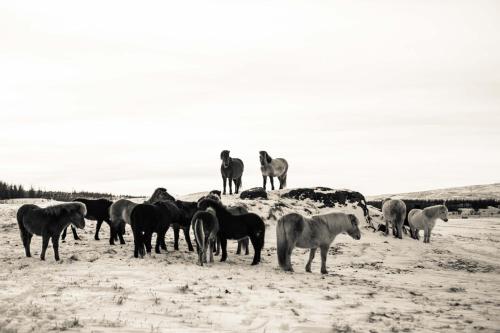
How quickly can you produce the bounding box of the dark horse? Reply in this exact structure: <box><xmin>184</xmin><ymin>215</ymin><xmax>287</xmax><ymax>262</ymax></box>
<box><xmin>220</xmin><ymin>150</ymin><xmax>244</xmax><ymax>195</ymax></box>
<box><xmin>171</xmin><ymin>200</ymin><xmax>197</xmax><ymax>251</ymax></box>
<box><xmin>130</xmin><ymin>201</ymin><xmax>181</xmax><ymax>258</ymax></box>
<box><xmin>62</xmin><ymin>198</ymin><xmax>124</xmax><ymax>245</ymax></box>
<box><xmin>17</xmin><ymin>202</ymin><xmax>86</xmax><ymax>261</ymax></box>
<box><xmin>198</xmin><ymin>198</ymin><xmax>265</xmax><ymax>265</ymax></box>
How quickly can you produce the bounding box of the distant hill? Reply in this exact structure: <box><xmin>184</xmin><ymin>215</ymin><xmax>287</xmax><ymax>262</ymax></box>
<box><xmin>367</xmin><ymin>183</ymin><xmax>500</xmax><ymax>201</ymax></box>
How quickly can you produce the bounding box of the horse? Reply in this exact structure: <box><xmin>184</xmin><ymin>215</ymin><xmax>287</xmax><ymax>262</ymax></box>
<box><xmin>172</xmin><ymin>200</ymin><xmax>197</xmax><ymax>251</ymax></box>
<box><xmin>220</xmin><ymin>150</ymin><xmax>244</xmax><ymax>195</ymax></box>
<box><xmin>259</xmin><ymin>151</ymin><xmax>288</xmax><ymax>190</ymax></box>
<box><xmin>197</xmin><ymin>198</ymin><xmax>265</xmax><ymax>265</ymax></box>
<box><xmin>197</xmin><ymin>191</ymin><xmax>250</xmax><ymax>256</ymax></box>
<box><xmin>382</xmin><ymin>199</ymin><xmax>407</xmax><ymax>239</ymax></box>
<box><xmin>276</xmin><ymin>212</ymin><xmax>361</xmax><ymax>274</ymax></box>
<box><xmin>108</xmin><ymin>188</ymin><xmax>174</xmax><ymax>242</ymax></box>
<box><xmin>192</xmin><ymin>208</ymin><xmax>219</xmax><ymax>266</ymax></box>
<box><xmin>17</xmin><ymin>202</ymin><xmax>86</xmax><ymax>261</ymax></box>
<box><xmin>61</xmin><ymin>198</ymin><xmax>120</xmax><ymax>244</ymax></box>
<box><xmin>408</xmin><ymin>205</ymin><xmax>448</xmax><ymax>243</ymax></box>
<box><xmin>129</xmin><ymin>201</ymin><xmax>181</xmax><ymax>258</ymax></box>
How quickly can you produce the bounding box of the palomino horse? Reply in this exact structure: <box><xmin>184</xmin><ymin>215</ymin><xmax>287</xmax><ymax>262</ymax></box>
<box><xmin>408</xmin><ymin>205</ymin><xmax>448</xmax><ymax>243</ymax></box>
<box><xmin>259</xmin><ymin>151</ymin><xmax>288</xmax><ymax>190</ymax></box>
<box><xmin>220</xmin><ymin>150</ymin><xmax>244</xmax><ymax>195</ymax></box>
<box><xmin>17</xmin><ymin>202</ymin><xmax>86</xmax><ymax>261</ymax></box>
<box><xmin>382</xmin><ymin>199</ymin><xmax>407</xmax><ymax>239</ymax></box>
<box><xmin>276</xmin><ymin>212</ymin><xmax>361</xmax><ymax>274</ymax></box>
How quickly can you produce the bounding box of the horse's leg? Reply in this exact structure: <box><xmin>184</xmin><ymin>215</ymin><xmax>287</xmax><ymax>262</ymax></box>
<box><xmin>161</xmin><ymin>225</ymin><xmax>169</xmax><ymax>250</ymax></box>
<box><xmin>94</xmin><ymin>220</ymin><xmax>103</xmax><ymax>240</ymax></box>
<box><xmin>220</xmin><ymin>238</ymin><xmax>228</xmax><ymax>262</ymax></box>
<box><xmin>269</xmin><ymin>177</ymin><xmax>275</xmax><ymax>191</ymax></box>
<box><xmin>21</xmin><ymin>229</ymin><xmax>32</xmax><ymax>257</ymax></box>
<box><xmin>183</xmin><ymin>226</ymin><xmax>194</xmax><ymax>251</ymax></box>
<box><xmin>173</xmin><ymin>225</ymin><xmax>180</xmax><ymax>250</ymax></box>
<box><xmin>145</xmin><ymin>232</ymin><xmax>153</xmax><ymax>254</ymax></box>
<box><xmin>52</xmin><ymin>235</ymin><xmax>60</xmax><ymax>261</ymax></box>
<box><xmin>249</xmin><ymin>234</ymin><xmax>263</xmax><ymax>265</ymax></box>
<box><xmin>236</xmin><ymin>240</ymin><xmax>242</xmax><ymax>255</ymax></box>
<box><xmin>203</xmin><ymin>237</ymin><xmax>209</xmax><ymax>263</ymax></box>
<box><xmin>385</xmin><ymin>219</ymin><xmax>390</xmax><ymax>236</ymax></box>
<box><xmin>396</xmin><ymin>223</ymin><xmax>403</xmax><ymax>239</ymax></box>
<box><xmin>215</xmin><ymin>237</ymin><xmax>221</xmax><ymax>255</ymax></box>
<box><xmin>305</xmin><ymin>248</ymin><xmax>317</xmax><ymax>273</ymax></box>
<box><xmin>118</xmin><ymin>228</ymin><xmax>126</xmax><ymax>245</ymax></box>
<box><xmin>109</xmin><ymin>226</ymin><xmax>116</xmax><ymax>245</ymax></box>
<box><xmin>228</xmin><ymin>178</ymin><xmax>233</xmax><ymax>195</ymax></box>
<box><xmin>319</xmin><ymin>245</ymin><xmax>329</xmax><ymax>274</ymax></box>
<box><xmin>40</xmin><ymin>231</ymin><xmax>50</xmax><ymax>261</ymax></box>
<box><xmin>155</xmin><ymin>231</ymin><xmax>162</xmax><ymax>254</ymax></box>
<box><xmin>71</xmin><ymin>226</ymin><xmax>80</xmax><ymax>240</ymax></box>
<box><xmin>209</xmin><ymin>239</ymin><xmax>214</xmax><ymax>263</ymax></box>
<box><xmin>415</xmin><ymin>228</ymin><xmax>420</xmax><ymax>240</ymax></box>
<box><xmin>222</xmin><ymin>177</ymin><xmax>227</xmax><ymax>195</ymax></box>
<box><xmin>424</xmin><ymin>227</ymin><xmax>430</xmax><ymax>243</ymax></box>
<box><xmin>243</xmin><ymin>238</ymin><xmax>249</xmax><ymax>255</ymax></box>
<box><xmin>61</xmin><ymin>227</ymin><xmax>67</xmax><ymax>242</ymax></box>
<box><xmin>262</xmin><ymin>176</ymin><xmax>267</xmax><ymax>190</ymax></box>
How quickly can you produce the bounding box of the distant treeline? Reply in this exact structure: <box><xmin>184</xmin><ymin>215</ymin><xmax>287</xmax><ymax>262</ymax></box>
<box><xmin>367</xmin><ymin>199</ymin><xmax>500</xmax><ymax>213</ymax></box>
<box><xmin>0</xmin><ymin>180</ymin><xmax>133</xmax><ymax>201</ymax></box>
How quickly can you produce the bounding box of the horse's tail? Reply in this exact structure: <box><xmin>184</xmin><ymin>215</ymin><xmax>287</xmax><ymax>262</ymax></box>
<box><xmin>276</xmin><ymin>215</ymin><xmax>290</xmax><ymax>270</ymax></box>
<box><xmin>193</xmin><ymin>215</ymin><xmax>205</xmax><ymax>265</ymax></box>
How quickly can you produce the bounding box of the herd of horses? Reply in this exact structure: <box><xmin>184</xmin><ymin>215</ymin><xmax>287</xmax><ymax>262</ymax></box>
<box><xmin>14</xmin><ymin>150</ymin><xmax>450</xmax><ymax>274</ymax></box>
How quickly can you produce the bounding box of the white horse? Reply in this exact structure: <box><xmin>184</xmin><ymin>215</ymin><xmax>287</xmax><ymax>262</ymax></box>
<box><xmin>382</xmin><ymin>199</ymin><xmax>407</xmax><ymax>239</ymax></box>
<box><xmin>259</xmin><ymin>151</ymin><xmax>288</xmax><ymax>190</ymax></box>
<box><xmin>108</xmin><ymin>188</ymin><xmax>173</xmax><ymax>230</ymax></box>
<box><xmin>276</xmin><ymin>212</ymin><xmax>361</xmax><ymax>274</ymax></box>
<box><xmin>408</xmin><ymin>205</ymin><xmax>448</xmax><ymax>243</ymax></box>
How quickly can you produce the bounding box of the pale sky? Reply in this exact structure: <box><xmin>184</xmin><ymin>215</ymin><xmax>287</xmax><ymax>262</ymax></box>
<box><xmin>1</xmin><ymin>1</ymin><xmax>499</xmax><ymax>197</ymax></box>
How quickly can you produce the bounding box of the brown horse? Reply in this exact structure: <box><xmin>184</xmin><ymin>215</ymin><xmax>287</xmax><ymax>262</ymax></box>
<box><xmin>220</xmin><ymin>150</ymin><xmax>244</xmax><ymax>195</ymax></box>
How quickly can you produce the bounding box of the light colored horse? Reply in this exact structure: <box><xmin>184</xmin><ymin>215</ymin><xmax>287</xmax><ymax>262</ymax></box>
<box><xmin>382</xmin><ymin>199</ymin><xmax>407</xmax><ymax>239</ymax></box>
<box><xmin>259</xmin><ymin>151</ymin><xmax>288</xmax><ymax>190</ymax></box>
<box><xmin>109</xmin><ymin>188</ymin><xmax>173</xmax><ymax>229</ymax></box>
<box><xmin>408</xmin><ymin>205</ymin><xmax>448</xmax><ymax>243</ymax></box>
<box><xmin>276</xmin><ymin>211</ymin><xmax>361</xmax><ymax>274</ymax></box>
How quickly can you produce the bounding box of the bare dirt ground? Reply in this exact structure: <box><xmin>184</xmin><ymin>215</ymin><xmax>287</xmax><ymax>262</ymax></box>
<box><xmin>0</xmin><ymin>197</ymin><xmax>499</xmax><ymax>333</ymax></box>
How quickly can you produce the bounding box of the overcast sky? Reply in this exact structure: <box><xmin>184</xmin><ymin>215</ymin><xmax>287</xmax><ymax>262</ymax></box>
<box><xmin>1</xmin><ymin>1</ymin><xmax>499</xmax><ymax>197</ymax></box>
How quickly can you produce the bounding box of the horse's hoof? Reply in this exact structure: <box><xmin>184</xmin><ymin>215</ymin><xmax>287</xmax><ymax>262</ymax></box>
<box><xmin>120</xmin><ymin>241</ymin><xmax>126</xmax><ymax>245</ymax></box>
<box><xmin>94</xmin><ymin>237</ymin><xmax>99</xmax><ymax>241</ymax></box>
<box><xmin>321</xmin><ymin>270</ymin><xmax>328</xmax><ymax>274</ymax></box>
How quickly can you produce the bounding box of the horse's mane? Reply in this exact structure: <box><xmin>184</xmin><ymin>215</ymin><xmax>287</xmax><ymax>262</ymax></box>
<box><xmin>198</xmin><ymin>197</ymin><xmax>226</xmax><ymax>212</ymax></box>
<box><xmin>43</xmin><ymin>202</ymin><xmax>87</xmax><ymax>217</ymax></box>
<box><xmin>259</xmin><ymin>151</ymin><xmax>272</xmax><ymax>164</ymax></box>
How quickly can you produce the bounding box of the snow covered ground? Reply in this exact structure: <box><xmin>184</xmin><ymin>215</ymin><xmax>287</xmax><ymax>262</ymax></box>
<box><xmin>0</xmin><ymin>194</ymin><xmax>499</xmax><ymax>332</ymax></box>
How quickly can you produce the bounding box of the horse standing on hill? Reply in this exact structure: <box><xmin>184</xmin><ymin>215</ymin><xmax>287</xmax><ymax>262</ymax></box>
<box><xmin>17</xmin><ymin>202</ymin><xmax>86</xmax><ymax>261</ymax></box>
<box><xmin>61</xmin><ymin>198</ymin><xmax>119</xmax><ymax>244</ymax></box>
<box><xmin>382</xmin><ymin>199</ymin><xmax>407</xmax><ymax>239</ymax></box>
<box><xmin>220</xmin><ymin>150</ymin><xmax>244</xmax><ymax>195</ymax></box>
<box><xmin>276</xmin><ymin>212</ymin><xmax>361</xmax><ymax>274</ymax></box>
<box><xmin>259</xmin><ymin>151</ymin><xmax>288</xmax><ymax>190</ymax></box>
<box><xmin>198</xmin><ymin>198</ymin><xmax>265</xmax><ymax>265</ymax></box>
<box><xmin>408</xmin><ymin>205</ymin><xmax>448</xmax><ymax>243</ymax></box>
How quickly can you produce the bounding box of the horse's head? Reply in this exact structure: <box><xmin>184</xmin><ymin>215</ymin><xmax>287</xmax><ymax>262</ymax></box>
<box><xmin>69</xmin><ymin>204</ymin><xmax>86</xmax><ymax>229</ymax></box>
<box><xmin>209</xmin><ymin>190</ymin><xmax>222</xmax><ymax>199</ymax></box>
<box><xmin>153</xmin><ymin>188</ymin><xmax>175</xmax><ymax>202</ymax></box>
<box><xmin>346</xmin><ymin>214</ymin><xmax>361</xmax><ymax>240</ymax></box>
<box><xmin>438</xmin><ymin>205</ymin><xmax>449</xmax><ymax>222</ymax></box>
<box><xmin>220</xmin><ymin>150</ymin><xmax>231</xmax><ymax>167</ymax></box>
<box><xmin>259</xmin><ymin>151</ymin><xmax>271</xmax><ymax>165</ymax></box>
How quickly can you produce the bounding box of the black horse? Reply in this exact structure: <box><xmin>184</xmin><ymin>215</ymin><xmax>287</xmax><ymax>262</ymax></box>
<box><xmin>172</xmin><ymin>200</ymin><xmax>197</xmax><ymax>251</ymax></box>
<box><xmin>220</xmin><ymin>150</ymin><xmax>244</xmax><ymax>195</ymax></box>
<box><xmin>130</xmin><ymin>201</ymin><xmax>181</xmax><ymax>258</ymax></box>
<box><xmin>62</xmin><ymin>198</ymin><xmax>124</xmax><ymax>245</ymax></box>
<box><xmin>198</xmin><ymin>198</ymin><xmax>265</xmax><ymax>265</ymax></box>
<box><xmin>17</xmin><ymin>202</ymin><xmax>86</xmax><ymax>261</ymax></box>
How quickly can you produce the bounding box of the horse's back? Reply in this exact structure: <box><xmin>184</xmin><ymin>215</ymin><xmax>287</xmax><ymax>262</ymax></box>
<box><xmin>382</xmin><ymin>199</ymin><xmax>406</xmax><ymax>221</ymax></box>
